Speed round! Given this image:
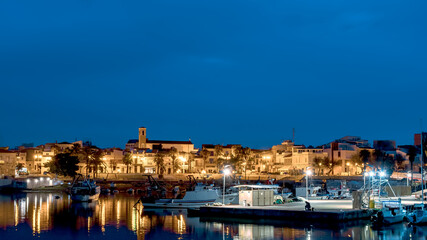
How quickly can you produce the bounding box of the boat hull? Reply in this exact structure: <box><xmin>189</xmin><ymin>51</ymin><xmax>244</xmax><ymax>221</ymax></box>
<box><xmin>409</xmin><ymin>211</ymin><xmax>427</xmax><ymax>225</ymax></box>
<box><xmin>71</xmin><ymin>192</ymin><xmax>100</xmax><ymax>202</ymax></box>
<box><xmin>139</xmin><ymin>183</ymin><xmax>220</xmax><ymax>209</ymax></box>
<box><xmin>216</xmin><ymin>193</ymin><xmax>238</xmax><ymax>205</ymax></box>
<box><xmin>70</xmin><ymin>186</ymin><xmax>101</xmax><ymax>202</ymax></box>
<box><xmin>383</xmin><ymin>214</ymin><xmax>405</xmax><ymax>224</ymax></box>
<box><xmin>142</xmin><ymin>199</ymin><xmax>216</xmax><ymax>209</ymax></box>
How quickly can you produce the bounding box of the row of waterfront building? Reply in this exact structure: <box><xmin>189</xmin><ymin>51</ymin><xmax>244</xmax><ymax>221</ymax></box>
<box><xmin>0</xmin><ymin>127</ymin><xmax>425</xmax><ymax>177</ymax></box>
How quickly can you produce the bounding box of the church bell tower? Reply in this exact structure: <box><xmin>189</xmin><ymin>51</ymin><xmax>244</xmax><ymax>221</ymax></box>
<box><xmin>138</xmin><ymin>127</ymin><xmax>147</xmax><ymax>148</ymax></box>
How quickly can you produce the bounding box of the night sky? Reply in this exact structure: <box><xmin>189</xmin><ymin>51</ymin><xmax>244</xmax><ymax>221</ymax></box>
<box><xmin>1</xmin><ymin>0</ymin><xmax>426</xmax><ymax>149</ymax></box>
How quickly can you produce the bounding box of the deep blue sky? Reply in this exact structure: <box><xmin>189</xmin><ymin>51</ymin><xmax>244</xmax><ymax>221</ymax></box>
<box><xmin>1</xmin><ymin>0</ymin><xmax>426</xmax><ymax>149</ymax></box>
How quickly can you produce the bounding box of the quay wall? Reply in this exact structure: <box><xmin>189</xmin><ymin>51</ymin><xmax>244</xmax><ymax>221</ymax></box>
<box><xmin>199</xmin><ymin>206</ymin><xmax>373</xmax><ymax>222</ymax></box>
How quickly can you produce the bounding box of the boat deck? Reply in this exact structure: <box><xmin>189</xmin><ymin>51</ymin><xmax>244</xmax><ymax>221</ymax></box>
<box><xmin>199</xmin><ymin>204</ymin><xmax>373</xmax><ymax>222</ymax></box>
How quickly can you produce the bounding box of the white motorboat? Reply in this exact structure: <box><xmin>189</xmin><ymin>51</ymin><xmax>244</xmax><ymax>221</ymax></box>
<box><xmin>69</xmin><ymin>174</ymin><xmax>101</xmax><ymax>202</ymax></box>
<box><xmin>408</xmin><ymin>204</ymin><xmax>427</xmax><ymax>225</ymax></box>
<box><xmin>295</xmin><ymin>186</ymin><xmax>329</xmax><ymax>200</ymax></box>
<box><xmin>371</xmin><ymin>200</ymin><xmax>405</xmax><ymax>225</ymax></box>
<box><xmin>327</xmin><ymin>187</ymin><xmax>351</xmax><ymax>199</ymax></box>
<box><xmin>141</xmin><ymin>183</ymin><xmax>219</xmax><ymax>208</ymax></box>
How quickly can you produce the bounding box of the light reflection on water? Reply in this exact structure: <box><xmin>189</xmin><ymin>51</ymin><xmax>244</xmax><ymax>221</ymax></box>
<box><xmin>0</xmin><ymin>193</ymin><xmax>426</xmax><ymax>239</ymax></box>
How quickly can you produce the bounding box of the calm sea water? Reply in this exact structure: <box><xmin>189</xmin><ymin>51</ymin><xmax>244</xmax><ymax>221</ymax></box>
<box><xmin>0</xmin><ymin>193</ymin><xmax>424</xmax><ymax>240</ymax></box>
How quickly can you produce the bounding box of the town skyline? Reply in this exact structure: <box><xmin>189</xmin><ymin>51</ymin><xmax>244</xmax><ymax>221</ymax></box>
<box><xmin>2</xmin><ymin>127</ymin><xmax>425</xmax><ymax>179</ymax></box>
<box><xmin>2</xmin><ymin>125</ymin><xmax>423</xmax><ymax>150</ymax></box>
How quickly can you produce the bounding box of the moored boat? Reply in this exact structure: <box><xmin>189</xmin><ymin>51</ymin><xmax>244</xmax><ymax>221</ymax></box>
<box><xmin>408</xmin><ymin>204</ymin><xmax>427</xmax><ymax>225</ymax></box>
<box><xmin>371</xmin><ymin>199</ymin><xmax>405</xmax><ymax>225</ymax></box>
<box><xmin>69</xmin><ymin>174</ymin><xmax>100</xmax><ymax>202</ymax></box>
<box><xmin>139</xmin><ymin>183</ymin><xmax>219</xmax><ymax>208</ymax></box>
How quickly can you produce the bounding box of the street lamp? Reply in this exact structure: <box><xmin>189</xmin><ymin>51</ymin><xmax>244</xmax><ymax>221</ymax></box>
<box><xmin>223</xmin><ymin>166</ymin><xmax>231</xmax><ymax>205</ymax></box>
<box><xmin>379</xmin><ymin>171</ymin><xmax>385</xmax><ymax>199</ymax></box>
<box><xmin>306</xmin><ymin>168</ymin><xmax>312</xmax><ymax>200</ymax></box>
<box><xmin>369</xmin><ymin>171</ymin><xmax>375</xmax><ymax>195</ymax></box>
<box><xmin>364</xmin><ymin>172</ymin><xmax>369</xmax><ymax>189</ymax></box>
<box><xmin>407</xmin><ymin>171</ymin><xmax>411</xmax><ymax>186</ymax></box>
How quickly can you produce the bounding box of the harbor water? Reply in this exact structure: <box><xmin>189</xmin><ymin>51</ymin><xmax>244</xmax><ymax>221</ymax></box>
<box><xmin>0</xmin><ymin>193</ymin><xmax>425</xmax><ymax>240</ymax></box>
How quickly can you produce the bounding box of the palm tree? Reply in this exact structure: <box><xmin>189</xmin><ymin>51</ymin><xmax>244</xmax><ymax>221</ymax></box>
<box><xmin>407</xmin><ymin>146</ymin><xmax>418</xmax><ymax>187</ymax></box>
<box><xmin>52</xmin><ymin>144</ymin><xmax>62</xmax><ymax>154</ymax></box>
<box><xmin>90</xmin><ymin>148</ymin><xmax>104</xmax><ymax>177</ymax></box>
<box><xmin>200</xmin><ymin>148</ymin><xmax>210</xmax><ymax>171</ymax></box>
<box><xmin>168</xmin><ymin>147</ymin><xmax>178</xmax><ymax>174</ymax></box>
<box><xmin>231</xmin><ymin>145</ymin><xmax>244</xmax><ymax>173</ymax></box>
<box><xmin>325</xmin><ymin>157</ymin><xmax>341</xmax><ymax>176</ymax></box>
<box><xmin>359</xmin><ymin>149</ymin><xmax>371</xmax><ymax>174</ymax></box>
<box><xmin>77</xmin><ymin>144</ymin><xmax>104</xmax><ymax>177</ymax></box>
<box><xmin>123</xmin><ymin>152</ymin><xmax>133</xmax><ymax>173</ymax></box>
<box><xmin>313</xmin><ymin>156</ymin><xmax>324</xmax><ymax>175</ymax></box>
<box><xmin>67</xmin><ymin>143</ymin><xmax>82</xmax><ymax>171</ymax></box>
<box><xmin>81</xmin><ymin>146</ymin><xmax>93</xmax><ymax>175</ymax></box>
<box><xmin>349</xmin><ymin>153</ymin><xmax>362</xmax><ymax>174</ymax></box>
<box><xmin>242</xmin><ymin>147</ymin><xmax>253</xmax><ymax>178</ymax></box>
<box><xmin>394</xmin><ymin>154</ymin><xmax>406</xmax><ymax>172</ymax></box>
<box><xmin>214</xmin><ymin>145</ymin><xmax>224</xmax><ymax>172</ymax></box>
<box><xmin>223</xmin><ymin>151</ymin><xmax>230</xmax><ymax>165</ymax></box>
<box><xmin>154</xmin><ymin>152</ymin><xmax>165</xmax><ymax>174</ymax></box>
<box><xmin>373</xmin><ymin>149</ymin><xmax>384</xmax><ymax>170</ymax></box>
<box><xmin>382</xmin><ymin>153</ymin><xmax>396</xmax><ymax>175</ymax></box>
<box><xmin>70</xmin><ymin>143</ymin><xmax>81</xmax><ymax>155</ymax></box>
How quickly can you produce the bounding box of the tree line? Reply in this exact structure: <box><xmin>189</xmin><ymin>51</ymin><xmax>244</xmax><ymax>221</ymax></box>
<box><xmin>42</xmin><ymin>143</ymin><xmax>260</xmax><ymax>177</ymax></box>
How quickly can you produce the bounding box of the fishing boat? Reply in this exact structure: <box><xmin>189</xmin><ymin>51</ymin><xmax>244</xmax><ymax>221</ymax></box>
<box><xmin>408</xmin><ymin>204</ymin><xmax>427</xmax><ymax>225</ymax></box>
<box><xmin>327</xmin><ymin>187</ymin><xmax>351</xmax><ymax>199</ymax></box>
<box><xmin>139</xmin><ymin>183</ymin><xmax>219</xmax><ymax>208</ymax></box>
<box><xmin>69</xmin><ymin>174</ymin><xmax>100</xmax><ymax>202</ymax></box>
<box><xmin>371</xmin><ymin>200</ymin><xmax>405</xmax><ymax>225</ymax></box>
<box><xmin>295</xmin><ymin>185</ymin><xmax>329</xmax><ymax>200</ymax></box>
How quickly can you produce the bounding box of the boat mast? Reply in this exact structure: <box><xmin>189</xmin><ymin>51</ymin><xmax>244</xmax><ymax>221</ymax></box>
<box><xmin>422</xmin><ymin>131</ymin><xmax>424</xmax><ymax>205</ymax></box>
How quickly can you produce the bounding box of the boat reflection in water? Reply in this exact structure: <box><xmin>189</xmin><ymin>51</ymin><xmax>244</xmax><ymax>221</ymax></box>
<box><xmin>1</xmin><ymin>192</ymin><xmax>427</xmax><ymax>239</ymax></box>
